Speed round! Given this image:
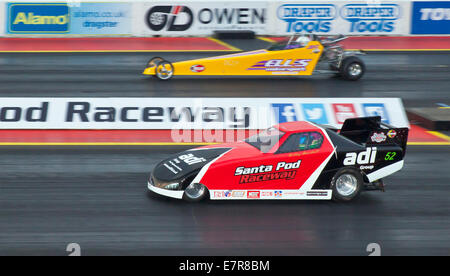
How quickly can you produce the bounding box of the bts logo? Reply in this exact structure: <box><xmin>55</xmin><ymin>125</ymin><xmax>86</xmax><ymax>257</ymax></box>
<box><xmin>146</xmin><ymin>5</ymin><xmax>193</xmax><ymax>32</ymax></box>
<box><xmin>362</xmin><ymin>103</ymin><xmax>390</xmax><ymax>123</ymax></box>
<box><xmin>272</xmin><ymin>103</ymin><xmax>298</xmax><ymax>123</ymax></box>
<box><xmin>332</xmin><ymin>104</ymin><xmax>357</xmax><ymax>124</ymax></box>
<box><xmin>301</xmin><ymin>104</ymin><xmax>328</xmax><ymax>124</ymax></box>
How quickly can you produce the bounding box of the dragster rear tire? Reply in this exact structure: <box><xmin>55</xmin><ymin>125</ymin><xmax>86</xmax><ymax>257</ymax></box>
<box><xmin>340</xmin><ymin>56</ymin><xmax>365</xmax><ymax>81</ymax></box>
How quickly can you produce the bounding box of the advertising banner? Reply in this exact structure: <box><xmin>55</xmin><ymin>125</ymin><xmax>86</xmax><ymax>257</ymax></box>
<box><xmin>135</xmin><ymin>1</ymin><xmax>268</xmax><ymax>36</ymax></box>
<box><xmin>273</xmin><ymin>1</ymin><xmax>411</xmax><ymax>35</ymax></box>
<box><xmin>411</xmin><ymin>1</ymin><xmax>450</xmax><ymax>34</ymax></box>
<box><xmin>0</xmin><ymin>98</ymin><xmax>409</xmax><ymax>130</ymax></box>
<box><xmin>6</xmin><ymin>2</ymin><xmax>132</xmax><ymax>35</ymax></box>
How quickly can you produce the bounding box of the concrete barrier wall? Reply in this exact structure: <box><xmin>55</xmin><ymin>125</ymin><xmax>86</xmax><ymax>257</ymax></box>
<box><xmin>1</xmin><ymin>0</ymin><xmax>449</xmax><ymax>36</ymax></box>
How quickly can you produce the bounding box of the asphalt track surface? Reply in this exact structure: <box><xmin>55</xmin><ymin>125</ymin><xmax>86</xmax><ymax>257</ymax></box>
<box><xmin>0</xmin><ymin>47</ymin><xmax>449</xmax><ymax>255</ymax></box>
<box><xmin>0</xmin><ymin>146</ymin><xmax>448</xmax><ymax>256</ymax></box>
<box><xmin>0</xmin><ymin>52</ymin><xmax>449</xmax><ymax>108</ymax></box>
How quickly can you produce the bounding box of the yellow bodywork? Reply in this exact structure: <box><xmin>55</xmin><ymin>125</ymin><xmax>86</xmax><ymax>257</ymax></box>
<box><xmin>143</xmin><ymin>41</ymin><xmax>323</xmax><ymax>77</ymax></box>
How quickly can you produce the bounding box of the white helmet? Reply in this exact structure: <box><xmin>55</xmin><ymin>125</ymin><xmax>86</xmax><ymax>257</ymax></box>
<box><xmin>295</xmin><ymin>36</ymin><xmax>311</xmax><ymax>47</ymax></box>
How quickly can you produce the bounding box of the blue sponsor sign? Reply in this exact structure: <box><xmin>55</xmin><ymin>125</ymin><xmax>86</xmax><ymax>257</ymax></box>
<box><xmin>301</xmin><ymin>104</ymin><xmax>328</xmax><ymax>124</ymax></box>
<box><xmin>70</xmin><ymin>3</ymin><xmax>131</xmax><ymax>35</ymax></box>
<box><xmin>277</xmin><ymin>4</ymin><xmax>336</xmax><ymax>33</ymax></box>
<box><xmin>340</xmin><ymin>4</ymin><xmax>401</xmax><ymax>33</ymax></box>
<box><xmin>362</xmin><ymin>103</ymin><xmax>390</xmax><ymax>124</ymax></box>
<box><xmin>8</xmin><ymin>3</ymin><xmax>70</xmax><ymax>33</ymax></box>
<box><xmin>271</xmin><ymin>104</ymin><xmax>298</xmax><ymax>123</ymax></box>
<box><xmin>411</xmin><ymin>1</ymin><xmax>450</xmax><ymax>34</ymax></box>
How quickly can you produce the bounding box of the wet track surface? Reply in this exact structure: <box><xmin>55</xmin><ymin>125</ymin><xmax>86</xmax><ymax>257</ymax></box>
<box><xmin>0</xmin><ymin>48</ymin><xmax>449</xmax><ymax>255</ymax></box>
<box><xmin>0</xmin><ymin>146</ymin><xmax>448</xmax><ymax>256</ymax></box>
<box><xmin>0</xmin><ymin>52</ymin><xmax>449</xmax><ymax>107</ymax></box>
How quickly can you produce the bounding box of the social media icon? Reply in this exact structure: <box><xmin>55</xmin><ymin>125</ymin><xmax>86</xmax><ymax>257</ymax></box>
<box><xmin>301</xmin><ymin>103</ymin><xmax>328</xmax><ymax>124</ymax></box>
<box><xmin>332</xmin><ymin>103</ymin><xmax>357</xmax><ymax>124</ymax></box>
<box><xmin>272</xmin><ymin>104</ymin><xmax>298</xmax><ymax>123</ymax></box>
<box><xmin>362</xmin><ymin>103</ymin><xmax>390</xmax><ymax>123</ymax></box>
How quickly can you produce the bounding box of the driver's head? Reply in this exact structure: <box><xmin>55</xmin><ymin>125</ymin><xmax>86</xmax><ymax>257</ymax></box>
<box><xmin>295</xmin><ymin>36</ymin><xmax>311</xmax><ymax>47</ymax></box>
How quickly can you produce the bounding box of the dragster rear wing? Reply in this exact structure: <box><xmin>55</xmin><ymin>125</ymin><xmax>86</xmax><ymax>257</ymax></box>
<box><xmin>339</xmin><ymin>117</ymin><xmax>409</xmax><ymax>156</ymax></box>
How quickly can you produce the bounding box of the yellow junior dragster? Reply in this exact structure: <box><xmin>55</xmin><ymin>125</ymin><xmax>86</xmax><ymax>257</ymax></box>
<box><xmin>143</xmin><ymin>35</ymin><xmax>366</xmax><ymax>81</ymax></box>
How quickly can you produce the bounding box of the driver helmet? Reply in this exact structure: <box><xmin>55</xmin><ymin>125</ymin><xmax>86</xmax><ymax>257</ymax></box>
<box><xmin>295</xmin><ymin>36</ymin><xmax>311</xmax><ymax>47</ymax></box>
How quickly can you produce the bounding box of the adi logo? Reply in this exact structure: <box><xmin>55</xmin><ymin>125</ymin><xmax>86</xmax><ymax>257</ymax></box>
<box><xmin>8</xmin><ymin>3</ymin><xmax>70</xmax><ymax>34</ymax></box>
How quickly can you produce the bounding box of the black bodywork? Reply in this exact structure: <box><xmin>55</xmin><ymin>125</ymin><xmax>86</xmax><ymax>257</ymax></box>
<box><xmin>313</xmin><ymin>116</ymin><xmax>409</xmax><ymax>191</ymax></box>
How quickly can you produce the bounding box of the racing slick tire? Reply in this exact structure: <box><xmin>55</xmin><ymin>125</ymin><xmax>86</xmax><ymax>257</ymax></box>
<box><xmin>331</xmin><ymin>168</ymin><xmax>364</xmax><ymax>202</ymax></box>
<box><xmin>155</xmin><ymin>61</ymin><xmax>174</xmax><ymax>81</ymax></box>
<box><xmin>183</xmin><ymin>183</ymin><xmax>209</xmax><ymax>202</ymax></box>
<box><xmin>339</xmin><ymin>56</ymin><xmax>365</xmax><ymax>81</ymax></box>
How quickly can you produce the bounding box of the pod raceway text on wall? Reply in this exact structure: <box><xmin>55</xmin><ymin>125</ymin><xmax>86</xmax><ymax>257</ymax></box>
<box><xmin>0</xmin><ymin>98</ymin><xmax>409</xmax><ymax>130</ymax></box>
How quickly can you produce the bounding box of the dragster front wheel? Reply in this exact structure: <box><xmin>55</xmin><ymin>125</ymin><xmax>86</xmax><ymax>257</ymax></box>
<box><xmin>155</xmin><ymin>61</ymin><xmax>174</xmax><ymax>81</ymax></box>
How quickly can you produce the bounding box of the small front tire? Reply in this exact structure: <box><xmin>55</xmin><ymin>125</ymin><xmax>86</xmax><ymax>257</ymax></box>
<box><xmin>183</xmin><ymin>183</ymin><xmax>209</xmax><ymax>202</ymax></box>
<box><xmin>155</xmin><ymin>61</ymin><xmax>174</xmax><ymax>81</ymax></box>
<box><xmin>331</xmin><ymin>168</ymin><xmax>363</xmax><ymax>202</ymax></box>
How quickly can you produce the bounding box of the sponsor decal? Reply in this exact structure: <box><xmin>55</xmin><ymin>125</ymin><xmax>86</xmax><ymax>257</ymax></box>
<box><xmin>178</xmin><ymin>153</ymin><xmax>206</xmax><ymax>165</ymax></box>
<box><xmin>332</xmin><ymin>104</ymin><xmax>357</xmax><ymax>124</ymax></box>
<box><xmin>190</xmin><ymin>65</ymin><xmax>205</xmax><ymax>73</ymax></box>
<box><xmin>163</xmin><ymin>153</ymin><xmax>207</xmax><ymax>174</ymax></box>
<box><xmin>362</xmin><ymin>103</ymin><xmax>390</xmax><ymax>124</ymax></box>
<box><xmin>247</xmin><ymin>59</ymin><xmax>311</xmax><ymax>72</ymax></box>
<box><xmin>307</xmin><ymin>191</ymin><xmax>328</xmax><ymax>197</ymax></box>
<box><xmin>411</xmin><ymin>1</ymin><xmax>450</xmax><ymax>34</ymax></box>
<box><xmin>8</xmin><ymin>3</ymin><xmax>70</xmax><ymax>34</ymax></box>
<box><xmin>235</xmin><ymin>160</ymin><xmax>300</xmax><ymax>184</ymax></box>
<box><xmin>371</xmin><ymin>132</ymin><xmax>387</xmax><ymax>143</ymax></box>
<box><xmin>343</xmin><ymin>147</ymin><xmax>377</xmax><ymax>166</ymax></box>
<box><xmin>224</xmin><ymin>190</ymin><xmax>232</xmax><ymax>198</ymax></box>
<box><xmin>301</xmin><ymin>103</ymin><xmax>328</xmax><ymax>124</ymax></box>
<box><xmin>146</xmin><ymin>5</ymin><xmax>193</xmax><ymax>32</ymax></box>
<box><xmin>239</xmin><ymin>170</ymin><xmax>297</xmax><ymax>184</ymax></box>
<box><xmin>214</xmin><ymin>191</ymin><xmax>224</xmax><ymax>198</ymax></box>
<box><xmin>360</xmin><ymin>165</ymin><xmax>374</xmax><ymax>170</ymax></box>
<box><xmin>247</xmin><ymin>191</ymin><xmax>260</xmax><ymax>199</ymax></box>
<box><xmin>261</xmin><ymin>191</ymin><xmax>273</xmax><ymax>197</ymax></box>
<box><xmin>274</xmin><ymin>191</ymin><xmax>283</xmax><ymax>198</ymax></box>
<box><xmin>277</xmin><ymin>4</ymin><xmax>336</xmax><ymax>33</ymax></box>
<box><xmin>387</xmin><ymin>129</ymin><xmax>397</xmax><ymax>138</ymax></box>
<box><xmin>340</xmin><ymin>4</ymin><xmax>401</xmax><ymax>33</ymax></box>
<box><xmin>271</xmin><ymin>103</ymin><xmax>297</xmax><ymax>123</ymax></box>
<box><xmin>231</xmin><ymin>191</ymin><xmax>245</xmax><ymax>198</ymax></box>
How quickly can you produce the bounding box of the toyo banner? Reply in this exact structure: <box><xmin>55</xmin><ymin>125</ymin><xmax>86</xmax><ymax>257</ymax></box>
<box><xmin>411</xmin><ymin>1</ymin><xmax>450</xmax><ymax>34</ymax></box>
<box><xmin>6</xmin><ymin>2</ymin><xmax>132</xmax><ymax>34</ymax></box>
<box><xmin>0</xmin><ymin>98</ymin><xmax>409</xmax><ymax>130</ymax></box>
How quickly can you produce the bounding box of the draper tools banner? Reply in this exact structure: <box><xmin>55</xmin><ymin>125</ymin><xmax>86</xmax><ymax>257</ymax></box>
<box><xmin>6</xmin><ymin>2</ymin><xmax>132</xmax><ymax>34</ymax></box>
<box><xmin>0</xmin><ymin>98</ymin><xmax>409</xmax><ymax>129</ymax></box>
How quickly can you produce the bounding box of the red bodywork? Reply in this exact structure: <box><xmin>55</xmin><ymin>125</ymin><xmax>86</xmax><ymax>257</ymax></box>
<box><xmin>195</xmin><ymin>122</ymin><xmax>334</xmax><ymax>192</ymax></box>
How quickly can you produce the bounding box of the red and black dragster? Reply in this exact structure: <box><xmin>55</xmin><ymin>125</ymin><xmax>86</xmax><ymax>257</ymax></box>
<box><xmin>148</xmin><ymin>117</ymin><xmax>408</xmax><ymax>202</ymax></box>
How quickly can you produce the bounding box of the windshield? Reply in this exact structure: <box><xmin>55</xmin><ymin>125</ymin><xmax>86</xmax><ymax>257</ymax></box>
<box><xmin>245</xmin><ymin>127</ymin><xmax>285</xmax><ymax>153</ymax></box>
